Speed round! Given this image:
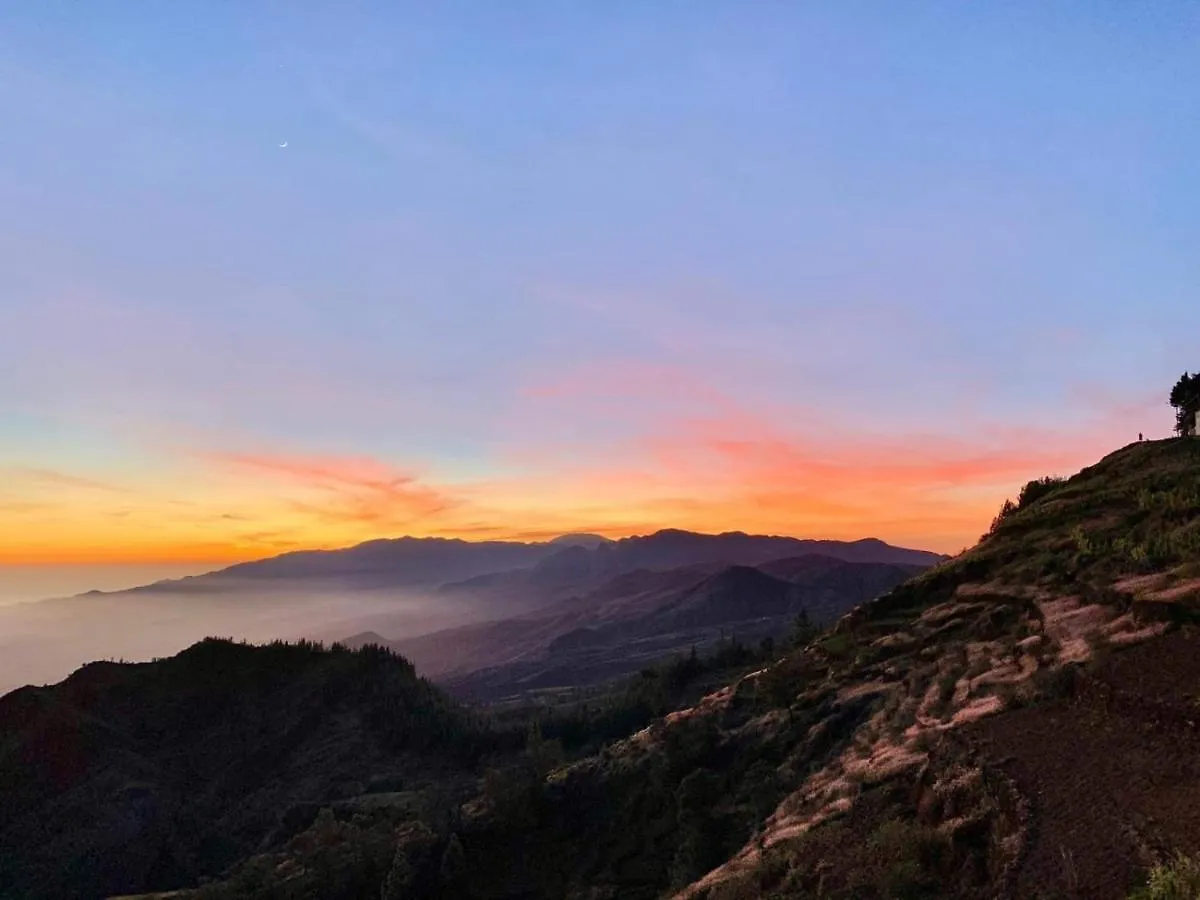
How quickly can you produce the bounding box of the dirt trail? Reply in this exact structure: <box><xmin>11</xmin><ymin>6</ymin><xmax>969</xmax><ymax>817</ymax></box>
<box><xmin>966</xmin><ymin>628</ymin><xmax>1200</xmax><ymax>899</ymax></box>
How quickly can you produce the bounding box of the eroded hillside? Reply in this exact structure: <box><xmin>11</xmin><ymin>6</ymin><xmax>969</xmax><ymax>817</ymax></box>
<box><xmin>442</xmin><ymin>438</ymin><xmax>1200</xmax><ymax>899</ymax></box>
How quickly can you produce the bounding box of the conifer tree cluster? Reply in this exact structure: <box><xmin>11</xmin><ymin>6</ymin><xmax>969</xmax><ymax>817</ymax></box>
<box><xmin>1170</xmin><ymin>372</ymin><xmax>1200</xmax><ymax>436</ymax></box>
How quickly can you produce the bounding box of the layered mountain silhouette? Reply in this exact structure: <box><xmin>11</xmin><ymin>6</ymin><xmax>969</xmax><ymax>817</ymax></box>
<box><xmin>139</xmin><ymin>536</ymin><xmax>559</xmax><ymax>593</ymax></box>
<box><xmin>426</xmin><ymin>529</ymin><xmax>944</xmax><ymax>622</ymax></box>
<box><xmin>370</xmin><ymin>555</ymin><xmax>927</xmax><ymax>699</ymax></box>
<box><xmin>141</xmin><ymin>529</ymin><xmax>942</xmax><ymax>598</ymax></box>
<box><xmin>0</xmin><ymin>529</ymin><xmax>945</xmax><ymax>697</ymax></box>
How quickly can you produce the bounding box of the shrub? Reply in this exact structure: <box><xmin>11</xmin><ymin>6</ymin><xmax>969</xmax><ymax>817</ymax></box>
<box><xmin>1017</xmin><ymin>475</ymin><xmax>1067</xmax><ymax>510</ymax></box>
<box><xmin>862</xmin><ymin>818</ymin><xmax>949</xmax><ymax>896</ymax></box>
<box><xmin>1030</xmin><ymin>664</ymin><xmax>1079</xmax><ymax>702</ymax></box>
<box><xmin>989</xmin><ymin>499</ymin><xmax>1019</xmax><ymax>534</ymax></box>
<box><xmin>988</xmin><ymin>475</ymin><xmax>1067</xmax><ymax>535</ymax></box>
<box><xmin>670</xmin><ymin>769</ymin><xmax>726</xmax><ymax>887</ymax></box>
<box><xmin>380</xmin><ymin>846</ymin><xmax>414</xmax><ymax>900</ymax></box>
<box><xmin>1129</xmin><ymin>852</ymin><xmax>1200</xmax><ymax>899</ymax></box>
<box><xmin>439</xmin><ymin>834</ymin><xmax>468</xmax><ymax>896</ymax></box>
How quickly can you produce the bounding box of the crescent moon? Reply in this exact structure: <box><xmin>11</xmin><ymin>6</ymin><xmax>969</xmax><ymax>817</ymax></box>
<box><xmin>278</xmin><ymin>141</ymin><xmax>288</xmax><ymax>148</ymax></box>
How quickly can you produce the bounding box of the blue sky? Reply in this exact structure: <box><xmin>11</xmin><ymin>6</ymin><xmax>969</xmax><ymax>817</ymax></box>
<box><xmin>1</xmin><ymin>2</ymin><xmax>1198</xmax><ymax>569</ymax></box>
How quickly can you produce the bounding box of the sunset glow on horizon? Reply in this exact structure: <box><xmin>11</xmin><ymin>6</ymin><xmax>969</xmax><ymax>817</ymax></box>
<box><xmin>0</xmin><ymin>384</ymin><xmax>1168</xmax><ymax>567</ymax></box>
<box><xmin>3</xmin><ymin>4</ymin><xmax>1197</xmax><ymax>579</ymax></box>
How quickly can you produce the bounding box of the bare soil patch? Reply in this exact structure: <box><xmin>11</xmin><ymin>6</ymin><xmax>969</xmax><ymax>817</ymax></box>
<box><xmin>965</xmin><ymin>628</ymin><xmax>1200</xmax><ymax>899</ymax></box>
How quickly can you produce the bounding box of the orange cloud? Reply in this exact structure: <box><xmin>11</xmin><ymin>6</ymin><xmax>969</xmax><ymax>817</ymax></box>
<box><xmin>466</xmin><ymin>383</ymin><xmax>1149</xmax><ymax>553</ymax></box>
<box><xmin>203</xmin><ymin>451</ymin><xmax>460</xmax><ymax>529</ymax></box>
<box><xmin>2</xmin><ymin>467</ymin><xmax>131</xmax><ymax>493</ymax></box>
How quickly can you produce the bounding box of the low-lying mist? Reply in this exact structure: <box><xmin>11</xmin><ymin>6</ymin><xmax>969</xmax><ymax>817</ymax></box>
<box><xmin>0</xmin><ymin>578</ymin><xmax>508</xmax><ymax>695</ymax></box>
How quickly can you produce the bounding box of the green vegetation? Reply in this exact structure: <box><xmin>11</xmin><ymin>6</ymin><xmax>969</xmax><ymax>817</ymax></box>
<box><xmin>1129</xmin><ymin>853</ymin><xmax>1200</xmax><ymax>899</ymax></box>
<box><xmin>876</xmin><ymin>440</ymin><xmax>1200</xmax><ymax>621</ymax></box>
<box><xmin>380</xmin><ymin>843</ymin><xmax>414</xmax><ymax>900</ymax></box>
<box><xmin>865</xmin><ymin>817</ymin><xmax>953</xmax><ymax>898</ymax></box>
<box><xmin>989</xmin><ymin>475</ymin><xmax>1069</xmax><ymax>534</ymax></box>
<box><xmin>521</xmin><ymin>625</ymin><xmax>810</xmax><ymax>755</ymax></box>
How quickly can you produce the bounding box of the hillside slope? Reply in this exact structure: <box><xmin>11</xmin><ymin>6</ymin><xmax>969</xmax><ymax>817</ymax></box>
<box><xmin>376</xmin><ymin>438</ymin><xmax>1200</xmax><ymax>899</ymax></box>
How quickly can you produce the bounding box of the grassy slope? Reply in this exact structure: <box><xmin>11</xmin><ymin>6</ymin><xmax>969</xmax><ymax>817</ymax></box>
<box><xmin>676</xmin><ymin>438</ymin><xmax>1200</xmax><ymax>899</ymax></box>
<box><xmin>878</xmin><ymin>438</ymin><xmax>1200</xmax><ymax>613</ymax></box>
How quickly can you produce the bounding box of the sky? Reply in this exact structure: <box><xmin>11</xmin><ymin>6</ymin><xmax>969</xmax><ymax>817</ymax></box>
<box><xmin>2</xmin><ymin>2</ymin><xmax>1199</xmax><ymax>596</ymax></box>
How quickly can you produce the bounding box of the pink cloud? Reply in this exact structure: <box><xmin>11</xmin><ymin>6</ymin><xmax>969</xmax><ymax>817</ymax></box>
<box><xmin>204</xmin><ymin>451</ymin><xmax>460</xmax><ymax>529</ymax></box>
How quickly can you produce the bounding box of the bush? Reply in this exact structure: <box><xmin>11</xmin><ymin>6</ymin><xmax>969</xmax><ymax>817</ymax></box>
<box><xmin>670</xmin><ymin>769</ymin><xmax>726</xmax><ymax>887</ymax></box>
<box><xmin>860</xmin><ymin>818</ymin><xmax>949</xmax><ymax>897</ymax></box>
<box><xmin>1035</xmin><ymin>664</ymin><xmax>1079</xmax><ymax>700</ymax></box>
<box><xmin>1017</xmin><ymin>475</ymin><xmax>1067</xmax><ymax>510</ymax></box>
<box><xmin>1129</xmin><ymin>852</ymin><xmax>1200</xmax><ymax>899</ymax></box>
<box><xmin>988</xmin><ymin>475</ymin><xmax>1068</xmax><ymax>535</ymax></box>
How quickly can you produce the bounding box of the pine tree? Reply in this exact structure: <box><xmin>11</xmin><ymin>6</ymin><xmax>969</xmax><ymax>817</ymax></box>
<box><xmin>380</xmin><ymin>846</ymin><xmax>413</xmax><ymax>900</ymax></box>
<box><xmin>670</xmin><ymin>768</ymin><xmax>724</xmax><ymax>887</ymax></box>
<box><xmin>439</xmin><ymin>833</ymin><xmax>467</xmax><ymax>897</ymax></box>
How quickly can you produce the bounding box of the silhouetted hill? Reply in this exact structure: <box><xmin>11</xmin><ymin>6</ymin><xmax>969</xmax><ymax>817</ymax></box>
<box><xmin>431</xmin><ymin>531</ymin><xmax>945</xmax><ymax>613</ymax></box>
<box><xmin>133</xmin><ymin>531</ymin><xmax>938</xmax><ymax>599</ymax></box>
<box><xmin>146</xmin><ymin>536</ymin><xmax>558</xmax><ymax>593</ymax></box>
<box><xmin>639</xmin><ymin>561</ymin><xmax>928</xmax><ymax>634</ymax></box>
<box><xmin>758</xmin><ymin>553</ymin><xmax>862</xmax><ymax>580</ymax></box>
<box><xmin>548</xmin><ymin>533</ymin><xmax>613</xmax><ymax>549</ymax></box>
<box><xmin>0</xmin><ymin>639</ymin><xmax>487</xmax><ymax>900</ymax></box>
<box><xmin>562</xmin><ymin>529</ymin><xmax>944</xmax><ymax>574</ymax></box>
<box><xmin>568</xmin><ymin>565</ymin><xmax>796</xmax><ymax>636</ymax></box>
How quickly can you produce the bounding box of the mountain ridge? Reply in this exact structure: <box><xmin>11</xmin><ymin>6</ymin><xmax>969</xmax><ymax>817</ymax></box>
<box><xmin>0</xmin><ymin>530</ymin><xmax>945</xmax><ymax>697</ymax></box>
<box><xmin>113</xmin><ymin>529</ymin><xmax>945</xmax><ymax>597</ymax></box>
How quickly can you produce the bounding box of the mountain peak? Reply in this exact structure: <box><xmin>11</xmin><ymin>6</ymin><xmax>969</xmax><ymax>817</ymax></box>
<box><xmin>549</xmin><ymin>533</ymin><xmax>613</xmax><ymax>549</ymax></box>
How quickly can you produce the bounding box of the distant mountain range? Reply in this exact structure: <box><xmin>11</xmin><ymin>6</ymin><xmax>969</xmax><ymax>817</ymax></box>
<box><xmin>368</xmin><ymin>554</ymin><xmax>928</xmax><ymax>700</ymax></box>
<box><xmin>0</xmin><ymin>529</ymin><xmax>945</xmax><ymax>696</ymax></box>
<box><xmin>139</xmin><ymin>536</ymin><xmax>557</xmax><ymax>593</ymax></box>
<box><xmin>136</xmin><ymin>529</ymin><xmax>943</xmax><ymax>597</ymax></box>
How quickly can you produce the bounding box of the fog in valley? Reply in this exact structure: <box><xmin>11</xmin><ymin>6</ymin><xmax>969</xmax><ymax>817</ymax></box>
<box><xmin>0</xmin><ymin>580</ymin><xmax>503</xmax><ymax>694</ymax></box>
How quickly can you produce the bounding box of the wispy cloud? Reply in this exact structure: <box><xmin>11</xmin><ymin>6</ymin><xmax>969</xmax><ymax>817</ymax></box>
<box><xmin>204</xmin><ymin>451</ymin><xmax>460</xmax><ymax>530</ymax></box>
<box><xmin>3</xmin><ymin>467</ymin><xmax>131</xmax><ymax>493</ymax></box>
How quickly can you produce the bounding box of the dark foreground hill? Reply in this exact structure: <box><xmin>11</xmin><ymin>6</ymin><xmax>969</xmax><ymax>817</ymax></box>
<box><xmin>0</xmin><ymin>639</ymin><xmax>492</xmax><ymax>900</ymax></box>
